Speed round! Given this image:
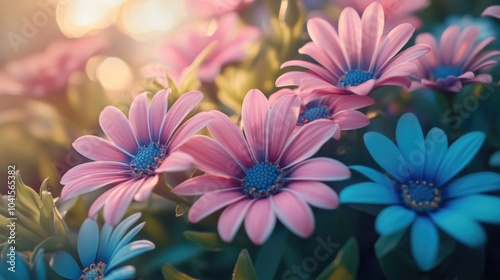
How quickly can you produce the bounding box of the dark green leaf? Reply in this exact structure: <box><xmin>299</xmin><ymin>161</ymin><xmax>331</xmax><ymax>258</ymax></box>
<box><xmin>162</xmin><ymin>264</ymin><xmax>198</xmax><ymax>280</ymax></box>
<box><xmin>316</xmin><ymin>237</ymin><xmax>359</xmax><ymax>280</ymax></box>
<box><xmin>183</xmin><ymin>231</ymin><xmax>228</xmax><ymax>251</ymax></box>
<box><xmin>233</xmin><ymin>249</ymin><xmax>258</xmax><ymax>280</ymax></box>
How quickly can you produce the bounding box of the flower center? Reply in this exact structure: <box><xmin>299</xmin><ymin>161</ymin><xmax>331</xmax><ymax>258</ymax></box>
<box><xmin>80</xmin><ymin>262</ymin><xmax>105</xmax><ymax>280</ymax></box>
<box><xmin>297</xmin><ymin>105</ymin><xmax>330</xmax><ymax>126</ymax></box>
<box><xmin>432</xmin><ymin>66</ymin><xmax>462</xmax><ymax>80</ymax></box>
<box><xmin>130</xmin><ymin>142</ymin><xmax>166</xmax><ymax>178</ymax></box>
<box><xmin>401</xmin><ymin>180</ymin><xmax>441</xmax><ymax>213</ymax></box>
<box><xmin>241</xmin><ymin>162</ymin><xmax>285</xmax><ymax>199</ymax></box>
<box><xmin>339</xmin><ymin>70</ymin><xmax>375</xmax><ymax>88</ymax></box>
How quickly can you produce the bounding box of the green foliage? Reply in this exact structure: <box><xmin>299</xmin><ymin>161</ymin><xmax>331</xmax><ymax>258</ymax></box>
<box><xmin>316</xmin><ymin>238</ymin><xmax>359</xmax><ymax>280</ymax></box>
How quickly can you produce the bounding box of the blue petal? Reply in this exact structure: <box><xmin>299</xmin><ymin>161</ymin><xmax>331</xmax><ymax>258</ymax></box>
<box><xmin>32</xmin><ymin>249</ymin><xmax>46</xmax><ymax>280</ymax></box>
<box><xmin>350</xmin><ymin>165</ymin><xmax>396</xmax><ymax>189</ymax></box>
<box><xmin>97</xmin><ymin>223</ymin><xmax>113</xmax><ymax>262</ymax></box>
<box><xmin>396</xmin><ymin>113</ymin><xmax>425</xmax><ymax>180</ymax></box>
<box><xmin>112</xmin><ymin>222</ymin><xmax>146</xmax><ymax>258</ymax></box>
<box><xmin>78</xmin><ymin>218</ymin><xmax>99</xmax><ymax>267</ymax></box>
<box><xmin>103</xmin><ymin>266</ymin><xmax>136</xmax><ymax>280</ymax></box>
<box><xmin>364</xmin><ymin>132</ymin><xmax>409</xmax><ymax>183</ymax></box>
<box><xmin>340</xmin><ymin>182</ymin><xmax>401</xmax><ymax>205</ymax></box>
<box><xmin>104</xmin><ymin>213</ymin><xmax>142</xmax><ymax>262</ymax></box>
<box><xmin>423</xmin><ymin>128</ymin><xmax>448</xmax><ymax>183</ymax></box>
<box><xmin>490</xmin><ymin>151</ymin><xmax>500</xmax><ymax>167</ymax></box>
<box><xmin>411</xmin><ymin>216</ymin><xmax>439</xmax><ymax>271</ymax></box>
<box><xmin>444</xmin><ymin>172</ymin><xmax>500</xmax><ymax>199</ymax></box>
<box><xmin>106</xmin><ymin>240</ymin><xmax>155</xmax><ymax>272</ymax></box>
<box><xmin>50</xmin><ymin>251</ymin><xmax>82</xmax><ymax>279</ymax></box>
<box><xmin>429</xmin><ymin>208</ymin><xmax>486</xmax><ymax>248</ymax></box>
<box><xmin>3</xmin><ymin>253</ymin><xmax>29</xmax><ymax>280</ymax></box>
<box><xmin>445</xmin><ymin>195</ymin><xmax>500</xmax><ymax>224</ymax></box>
<box><xmin>375</xmin><ymin>205</ymin><xmax>416</xmax><ymax>236</ymax></box>
<box><xmin>435</xmin><ymin>132</ymin><xmax>485</xmax><ymax>187</ymax></box>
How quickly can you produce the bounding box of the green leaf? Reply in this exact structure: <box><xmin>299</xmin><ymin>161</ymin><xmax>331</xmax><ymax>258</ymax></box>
<box><xmin>233</xmin><ymin>249</ymin><xmax>258</xmax><ymax>280</ymax></box>
<box><xmin>255</xmin><ymin>226</ymin><xmax>287</xmax><ymax>280</ymax></box>
<box><xmin>13</xmin><ymin>171</ymin><xmax>42</xmax><ymax>219</ymax></box>
<box><xmin>316</xmin><ymin>238</ymin><xmax>359</xmax><ymax>280</ymax></box>
<box><xmin>162</xmin><ymin>264</ymin><xmax>198</xmax><ymax>280</ymax></box>
<box><xmin>375</xmin><ymin>231</ymin><xmax>419</xmax><ymax>280</ymax></box>
<box><xmin>183</xmin><ymin>231</ymin><xmax>229</xmax><ymax>251</ymax></box>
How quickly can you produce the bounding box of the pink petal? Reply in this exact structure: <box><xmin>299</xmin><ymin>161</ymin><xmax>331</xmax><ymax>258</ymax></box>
<box><xmin>99</xmin><ymin>106</ymin><xmax>139</xmax><ymax>154</ymax></box>
<box><xmin>73</xmin><ymin>135</ymin><xmax>131</xmax><ymax>162</ymax></box>
<box><xmin>134</xmin><ymin>175</ymin><xmax>159</xmax><ymax>201</ymax></box>
<box><xmin>149</xmin><ymin>89</ymin><xmax>170</xmax><ymax>142</ymax></box>
<box><xmin>461</xmin><ymin>37</ymin><xmax>495</xmax><ymax>69</ymax></box>
<box><xmin>348</xmin><ymin>79</ymin><xmax>375</xmax><ymax>96</ymax></box>
<box><xmin>218</xmin><ymin>199</ymin><xmax>254</xmax><ymax>243</ymax></box>
<box><xmin>180</xmin><ymin>135</ymin><xmax>244</xmax><ymax>178</ymax></box>
<box><xmin>156</xmin><ymin>151</ymin><xmax>194</xmax><ymax>173</ymax></box>
<box><xmin>281</xmin><ymin>60</ymin><xmax>336</xmax><ymax>82</ymax></box>
<box><xmin>244</xmin><ymin>199</ymin><xmax>276</xmax><ymax>245</ymax></box>
<box><xmin>377</xmin><ymin>44</ymin><xmax>430</xmax><ymax>76</ymax></box>
<box><xmin>61</xmin><ymin>173</ymin><xmax>129</xmax><ymax>201</ymax></box>
<box><xmin>88</xmin><ymin>184</ymin><xmax>121</xmax><ymax>218</ymax></box>
<box><xmin>280</xmin><ymin>120</ymin><xmax>336</xmax><ymax>168</ymax></box>
<box><xmin>129</xmin><ymin>92</ymin><xmax>151</xmax><ymax>145</ymax></box>
<box><xmin>452</xmin><ymin>27</ymin><xmax>479</xmax><ymax>66</ymax></box>
<box><xmin>173</xmin><ymin>174</ymin><xmax>240</xmax><ymax>195</ymax></box>
<box><xmin>482</xmin><ymin>5</ymin><xmax>500</xmax><ymax>19</ymax></box>
<box><xmin>300</xmin><ymin>76</ymin><xmax>345</xmax><ymax>93</ymax></box>
<box><xmin>241</xmin><ymin>89</ymin><xmax>269</xmax><ymax>162</ymax></box>
<box><xmin>269</xmin><ymin>88</ymin><xmax>295</xmax><ymax>105</ymax></box>
<box><xmin>324</xmin><ymin>94</ymin><xmax>374</xmax><ymax>111</ymax></box>
<box><xmin>338</xmin><ymin>7</ymin><xmax>362</xmax><ymax>69</ymax></box>
<box><xmin>61</xmin><ymin>161</ymin><xmax>130</xmax><ymax>184</ymax></box>
<box><xmin>331</xmin><ymin>110</ymin><xmax>370</xmax><ymax>130</ymax></box>
<box><xmin>299</xmin><ymin>42</ymin><xmax>340</xmax><ymax>76</ymax></box>
<box><xmin>271</xmin><ymin>191</ymin><xmax>314</xmax><ymax>238</ymax></box>
<box><xmin>207</xmin><ymin>111</ymin><xmax>254</xmax><ymax>169</ymax></box>
<box><xmin>188</xmin><ymin>190</ymin><xmax>245</xmax><ymax>223</ymax></box>
<box><xmin>285</xmin><ymin>181</ymin><xmax>339</xmax><ymax>209</ymax></box>
<box><xmin>439</xmin><ymin>26</ymin><xmax>461</xmax><ymax>66</ymax></box>
<box><xmin>167</xmin><ymin>111</ymin><xmax>213</xmax><ymax>152</ymax></box>
<box><xmin>467</xmin><ymin>73</ymin><xmax>493</xmax><ymax>83</ymax></box>
<box><xmin>287</xmin><ymin>158</ymin><xmax>350</xmax><ymax>181</ymax></box>
<box><xmin>266</xmin><ymin>94</ymin><xmax>300</xmax><ymax>163</ymax></box>
<box><xmin>374</xmin><ymin>23</ymin><xmax>415</xmax><ymax>71</ymax></box>
<box><xmin>306</xmin><ymin>18</ymin><xmax>348</xmax><ymax>72</ymax></box>
<box><xmin>160</xmin><ymin>91</ymin><xmax>203</xmax><ymax>144</ymax></box>
<box><xmin>275</xmin><ymin>71</ymin><xmax>305</xmax><ymax>87</ymax></box>
<box><xmin>361</xmin><ymin>2</ymin><xmax>384</xmax><ymax>70</ymax></box>
<box><xmin>415</xmin><ymin>33</ymin><xmax>439</xmax><ymax>69</ymax></box>
<box><xmin>104</xmin><ymin>179</ymin><xmax>144</xmax><ymax>226</ymax></box>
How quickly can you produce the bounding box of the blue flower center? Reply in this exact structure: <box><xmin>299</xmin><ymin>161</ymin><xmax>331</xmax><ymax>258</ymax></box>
<box><xmin>401</xmin><ymin>180</ymin><xmax>441</xmax><ymax>213</ymax></box>
<box><xmin>130</xmin><ymin>142</ymin><xmax>166</xmax><ymax>178</ymax></box>
<box><xmin>432</xmin><ymin>66</ymin><xmax>462</xmax><ymax>80</ymax></box>
<box><xmin>339</xmin><ymin>70</ymin><xmax>375</xmax><ymax>88</ymax></box>
<box><xmin>298</xmin><ymin>105</ymin><xmax>330</xmax><ymax>126</ymax></box>
<box><xmin>80</xmin><ymin>262</ymin><xmax>105</xmax><ymax>280</ymax></box>
<box><xmin>241</xmin><ymin>162</ymin><xmax>285</xmax><ymax>199</ymax></box>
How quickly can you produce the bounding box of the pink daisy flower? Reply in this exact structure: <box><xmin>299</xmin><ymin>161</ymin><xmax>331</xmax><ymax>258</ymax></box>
<box><xmin>157</xmin><ymin>13</ymin><xmax>259</xmax><ymax>83</ymax></box>
<box><xmin>482</xmin><ymin>5</ymin><xmax>500</xmax><ymax>19</ymax></box>
<box><xmin>411</xmin><ymin>26</ymin><xmax>500</xmax><ymax>92</ymax></box>
<box><xmin>2</xmin><ymin>36</ymin><xmax>106</xmax><ymax>97</ymax></box>
<box><xmin>276</xmin><ymin>2</ymin><xmax>430</xmax><ymax>96</ymax></box>
<box><xmin>185</xmin><ymin>0</ymin><xmax>253</xmax><ymax>18</ymax></box>
<box><xmin>60</xmin><ymin>89</ymin><xmax>212</xmax><ymax>226</ymax></box>
<box><xmin>269</xmin><ymin>89</ymin><xmax>374</xmax><ymax>140</ymax></box>
<box><xmin>172</xmin><ymin>89</ymin><xmax>350</xmax><ymax>245</ymax></box>
<box><xmin>330</xmin><ymin>0</ymin><xmax>430</xmax><ymax>30</ymax></box>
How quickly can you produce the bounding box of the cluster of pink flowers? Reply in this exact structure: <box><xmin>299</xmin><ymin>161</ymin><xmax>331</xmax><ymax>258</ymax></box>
<box><xmin>59</xmin><ymin>1</ymin><xmax>500</xmax><ymax>247</ymax></box>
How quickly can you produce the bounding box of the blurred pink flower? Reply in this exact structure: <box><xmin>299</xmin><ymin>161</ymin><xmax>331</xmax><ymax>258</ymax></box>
<box><xmin>482</xmin><ymin>5</ymin><xmax>500</xmax><ymax>19</ymax></box>
<box><xmin>277</xmin><ymin>2</ymin><xmax>429</xmax><ymax>96</ymax></box>
<box><xmin>269</xmin><ymin>89</ymin><xmax>374</xmax><ymax>139</ymax></box>
<box><xmin>60</xmin><ymin>89</ymin><xmax>212</xmax><ymax>226</ymax></box>
<box><xmin>157</xmin><ymin>13</ymin><xmax>259</xmax><ymax>83</ymax></box>
<box><xmin>173</xmin><ymin>89</ymin><xmax>350</xmax><ymax>245</ymax></box>
<box><xmin>411</xmin><ymin>26</ymin><xmax>500</xmax><ymax>92</ymax></box>
<box><xmin>331</xmin><ymin>0</ymin><xmax>429</xmax><ymax>30</ymax></box>
<box><xmin>140</xmin><ymin>63</ymin><xmax>169</xmax><ymax>88</ymax></box>
<box><xmin>2</xmin><ymin>36</ymin><xmax>106</xmax><ymax>97</ymax></box>
<box><xmin>186</xmin><ymin>0</ymin><xmax>253</xmax><ymax>18</ymax></box>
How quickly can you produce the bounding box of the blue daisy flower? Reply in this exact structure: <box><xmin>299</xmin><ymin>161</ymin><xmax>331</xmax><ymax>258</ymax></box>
<box><xmin>50</xmin><ymin>213</ymin><xmax>154</xmax><ymax>280</ymax></box>
<box><xmin>340</xmin><ymin>113</ymin><xmax>500</xmax><ymax>271</ymax></box>
<box><xmin>0</xmin><ymin>249</ymin><xmax>45</xmax><ymax>280</ymax></box>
